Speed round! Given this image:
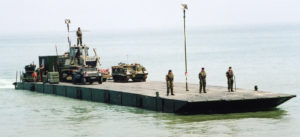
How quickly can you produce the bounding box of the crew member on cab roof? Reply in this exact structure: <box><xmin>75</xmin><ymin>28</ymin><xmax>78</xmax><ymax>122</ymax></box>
<box><xmin>76</xmin><ymin>27</ymin><xmax>82</xmax><ymax>46</ymax></box>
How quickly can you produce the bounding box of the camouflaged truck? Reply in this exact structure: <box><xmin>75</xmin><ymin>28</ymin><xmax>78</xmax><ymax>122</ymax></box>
<box><xmin>58</xmin><ymin>45</ymin><xmax>103</xmax><ymax>84</ymax></box>
<box><xmin>111</xmin><ymin>63</ymin><xmax>148</xmax><ymax>82</ymax></box>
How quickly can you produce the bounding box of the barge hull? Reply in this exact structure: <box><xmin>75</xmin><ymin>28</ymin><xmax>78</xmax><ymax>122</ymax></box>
<box><xmin>14</xmin><ymin>82</ymin><xmax>296</xmax><ymax>114</ymax></box>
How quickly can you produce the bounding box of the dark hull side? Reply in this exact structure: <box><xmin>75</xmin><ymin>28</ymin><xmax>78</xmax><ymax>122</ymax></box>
<box><xmin>14</xmin><ymin>82</ymin><xmax>296</xmax><ymax>114</ymax></box>
<box><xmin>177</xmin><ymin>96</ymin><xmax>295</xmax><ymax>114</ymax></box>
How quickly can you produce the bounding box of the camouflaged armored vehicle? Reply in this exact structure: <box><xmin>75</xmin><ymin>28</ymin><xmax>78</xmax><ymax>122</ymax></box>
<box><xmin>111</xmin><ymin>63</ymin><xmax>148</xmax><ymax>82</ymax></box>
<box><xmin>21</xmin><ymin>64</ymin><xmax>36</xmax><ymax>82</ymax></box>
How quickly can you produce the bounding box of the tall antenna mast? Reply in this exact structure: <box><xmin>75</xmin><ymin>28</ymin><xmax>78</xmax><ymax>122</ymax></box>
<box><xmin>65</xmin><ymin>19</ymin><xmax>71</xmax><ymax>52</ymax></box>
<box><xmin>181</xmin><ymin>4</ymin><xmax>189</xmax><ymax>91</ymax></box>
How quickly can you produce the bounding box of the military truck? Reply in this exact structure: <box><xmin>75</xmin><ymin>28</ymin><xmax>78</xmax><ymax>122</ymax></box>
<box><xmin>21</xmin><ymin>19</ymin><xmax>104</xmax><ymax>85</ymax></box>
<box><xmin>57</xmin><ymin>46</ymin><xmax>102</xmax><ymax>84</ymax></box>
<box><xmin>111</xmin><ymin>63</ymin><xmax>148</xmax><ymax>82</ymax></box>
<box><xmin>72</xmin><ymin>67</ymin><xmax>102</xmax><ymax>84</ymax></box>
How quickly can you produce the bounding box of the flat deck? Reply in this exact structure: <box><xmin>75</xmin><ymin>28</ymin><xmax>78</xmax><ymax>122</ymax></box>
<box><xmin>66</xmin><ymin>81</ymin><xmax>294</xmax><ymax>102</ymax></box>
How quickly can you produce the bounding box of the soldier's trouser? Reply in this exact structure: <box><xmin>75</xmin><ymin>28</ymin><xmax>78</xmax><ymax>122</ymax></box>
<box><xmin>77</xmin><ymin>37</ymin><xmax>82</xmax><ymax>46</ymax></box>
<box><xmin>200</xmin><ymin>81</ymin><xmax>206</xmax><ymax>93</ymax></box>
<box><xmin>167</xmin><ymin>87</ymin><xmax>173</xmax><ymax>95</ymax></box>
<box><xmin>227</xmin><ymin>79</ymin><xmax>234</xmax><ymax>91</ymax></box>
<box><xmin>167</xmin><ymin>81</ymin><xmax>174</xmax><ymax>95</ymax></box>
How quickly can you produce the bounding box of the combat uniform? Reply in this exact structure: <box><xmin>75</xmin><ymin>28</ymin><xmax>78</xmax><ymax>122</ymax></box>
<box><xmin>199</xmin><ymin>71</ymin><xmax>206</xmax><ymax>93</ymax></box>
<box><xmin>76</xmin><ymin>30</ymin><xmax>82</xmax><ymax>46</ymax></box>
<box><xmin>226</xmin><ymin>70</ymin><xmax>234</xmax><ymax>92</ymax></box>
<box><xmin>166</xmin><ymin>73</ymin><xmax>174</xmax><ymax>96</ymax></box>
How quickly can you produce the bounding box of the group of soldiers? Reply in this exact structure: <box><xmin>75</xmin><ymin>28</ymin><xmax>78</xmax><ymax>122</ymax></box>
<box><xmin>165</xmin><ymin>67</ymin><xmax>235</xmax><ymax>96</ymax></box>
<box><xmin>78</xmin><ymin>27</ymin><xmax>235</xmax><ymax>95</ymax></box>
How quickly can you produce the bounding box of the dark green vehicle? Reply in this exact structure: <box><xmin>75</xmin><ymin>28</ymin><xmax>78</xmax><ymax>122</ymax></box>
<box><xmin>21</xmin><ymin>64</ymin><xmax>36</xmax><ymax>82</ymax></box>
<box><xmin>111</xmin><ymin>63</ymin><xmax>148</xmax><ymax>82</ymax></box>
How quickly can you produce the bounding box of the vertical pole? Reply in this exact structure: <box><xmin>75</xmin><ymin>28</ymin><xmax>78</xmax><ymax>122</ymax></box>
<box><xmin>67</xmin><ymin>23</ymin><xmax>71</xmax><ymax>51</ymax></box>
<box><xmin>20</xmin><ymin>71</ymin><xmax>22</xmax><ymax>82</ymax></box>
<box><xmin>16</xmin><ymin>71</ymin><xmax>18</xmax><ymax>83</ymax></box>
<box><xmin>183</xmin><ymin>9</ymin><xmax>189</xmax><ymax>91</ymax></box>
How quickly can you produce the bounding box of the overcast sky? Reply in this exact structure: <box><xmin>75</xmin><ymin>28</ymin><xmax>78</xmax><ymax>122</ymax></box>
<box><xmin>0</xmin><ymin>0</ymin><xmax>299</xmax><ymax>33</ymax></box>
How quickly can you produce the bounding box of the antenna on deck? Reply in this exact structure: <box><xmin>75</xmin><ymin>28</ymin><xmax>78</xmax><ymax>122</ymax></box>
<box><xmin>65</xmin><ymin>19</ymin><xmax>71</xmax><ymax>52</ymax></box>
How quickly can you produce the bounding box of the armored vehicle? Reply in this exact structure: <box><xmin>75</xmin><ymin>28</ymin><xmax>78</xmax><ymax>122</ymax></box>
<box><xmin>21</xmin><ymin>64</ymin><xmax>36</xmax><ymax>82</ymax></box>
<box><xmin>111</xmin><ymin>63</ymin><xmax>148</xmax><ymax>82</ymax></box>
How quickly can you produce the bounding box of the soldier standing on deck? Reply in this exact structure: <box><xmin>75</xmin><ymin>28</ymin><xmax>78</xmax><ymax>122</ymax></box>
<box><xmin>166</xmin><ymin>70</ymin><xmax>174</xmax><ymax>96</ymax></box>
<box><xmin>76</xmin><ymin>27</ymin><xmax>82</xmax><ymax>46</ymax></box>
<box><xmin>226</xmin><ymin>67</ymin><xmax>234</xmax><ymax>92</ymax></box>
<box><xmin>199</xmin><ymin>67</ymin><xmax>206</xmax><ymax>93</ymax></box>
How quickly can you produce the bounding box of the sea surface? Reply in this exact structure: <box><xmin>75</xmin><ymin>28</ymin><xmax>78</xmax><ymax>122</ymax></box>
<box><xmin>0</xmin><ymin>25</ymin><xmax>299</xmax><ymax>137</ymax></box>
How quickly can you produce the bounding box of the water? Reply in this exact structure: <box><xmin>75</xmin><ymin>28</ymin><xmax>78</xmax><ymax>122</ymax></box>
<box><xmin>0</xmin><ymin>24</ymin><xmax>299</xmax><ymax>136</ymax></box>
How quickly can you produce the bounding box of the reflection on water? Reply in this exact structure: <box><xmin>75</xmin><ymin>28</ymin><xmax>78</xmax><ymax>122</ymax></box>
<box><xmin>163</xmin><ymin>109</ymin><xmax>287</xmax><ymax>123</ymax></box>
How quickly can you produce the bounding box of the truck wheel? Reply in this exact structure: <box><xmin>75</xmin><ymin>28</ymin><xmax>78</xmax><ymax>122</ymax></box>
<box><xmin>98</xmin><ymin>77</ymin><xmax>103</xmax><ymax>84</ymax></box>
<box><xmin>81</xmin><ymin>78</ymin><xmax>86</xmax><ymax>85</ymax></box>
<box><xmin>123</xmin><ymin>77</ymin><xmax>129</xmax><ymax>82</ymax></box>
<box><xmin>103</xmin><ymin>78</ymin><xmax>107</xmax><ymax>82</ymax></box>
<box><xmin>72</xmin><ymin>78</ymin><xmax>77</xmax><ymax>84</ymax></box>
<box><xmin>113</xmin><ymin>76</ymin><xmax>118</xmax><ymax>82</ymax></box>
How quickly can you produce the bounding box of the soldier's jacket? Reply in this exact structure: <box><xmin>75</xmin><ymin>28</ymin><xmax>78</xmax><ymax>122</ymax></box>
<box><xmin>166</xmin><ymin>73</ymin><xmax>174</xmax><ymax>88</ymax></box>
<box><xmin>226</xmin><ymin>70</ymin><xmax>234</xmax><ymax>80</ymax></box>
<box><xmin>198</xmin><ymin>71</ymin><xmax>206</xmax><ymax>80</ymax></box>
<box><xmin>76</xmin><ymin>30</ymin><xmax>82</xmax><ymax>38</ymax></box>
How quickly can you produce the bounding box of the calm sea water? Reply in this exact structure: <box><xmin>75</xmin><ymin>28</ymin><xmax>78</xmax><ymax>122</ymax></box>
<box><xmin>0</xmin><ymin>25</ymin><xmax>299</xmax><ymax>137</ymax></box>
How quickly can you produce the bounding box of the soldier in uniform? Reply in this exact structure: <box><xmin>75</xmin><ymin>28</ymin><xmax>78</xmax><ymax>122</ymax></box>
<box><xmin>198</xmin><ymin>67</ymin><xmax>206</xmax><ymax>93</ymax></box>
<box><xmin>166</xmin><ymin>70</ymin><xmax>174</xmax><ymax>96</ymax></box>
<box><xmin>76</xmin><ymin>27</ymin><xmax>82</xmax><ymax>46</ymax></box>
<box><xmin>226</xmin><ymin>67</ymin><xmax>234</xmax><ymax>92</ymax></box>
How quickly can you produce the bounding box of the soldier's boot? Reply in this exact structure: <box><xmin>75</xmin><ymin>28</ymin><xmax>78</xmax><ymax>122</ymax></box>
<box><xmin>204</xmin><ymin>87</ymin><xmax>206</xmax><ymax>93</ymax></box>
<box><xmin>171</xmin><ymin>88</ymin><xmax>174</xmax><ymax>95</ymax></box>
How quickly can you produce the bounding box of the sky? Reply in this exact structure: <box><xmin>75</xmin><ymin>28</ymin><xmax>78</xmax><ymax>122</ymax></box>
<box><xmin>0</xmin><ymin>0</ymin><xmax>299</xmax><ymax>33</ymax></box>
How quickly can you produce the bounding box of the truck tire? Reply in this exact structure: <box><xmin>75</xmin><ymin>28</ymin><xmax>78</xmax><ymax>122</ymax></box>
<box><xmin>98</xmin><ymin>77</ymin><xmax>103</xmax><ymax>84</ymax></box>
<box><xmin>72</xmin><ymin>78</ymin><xmax>77</xmax><ymax>84</ymax></box>
<box><xmin>81</xmin><ymin>78</ymin><xmax>86</xmax><ymax>85</ymax></box>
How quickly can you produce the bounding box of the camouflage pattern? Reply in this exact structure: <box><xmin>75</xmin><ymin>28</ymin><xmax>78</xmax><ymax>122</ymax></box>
<box><xmin>199</xmin><ymin>71</ymin><xmax>206</xmax><ymax>93</ymax></box>
<box><xmin>166</xmin><ymin>73</ymin><xmax>174</xmax><ymax>95</ymax></box>
<box><xmin>76</xmin><ymin>30</ymin><xmax>82</xmax><ymax>46</ymax></box>
<box><xmin>112</xmin><ymin>63</ymin><xmax>148</xmax><ymax>82</ymax></box>
<box><xmin>226</xmin><ymin>70</ymin><xmax>234</xmax><ymax>92</ymax></box>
